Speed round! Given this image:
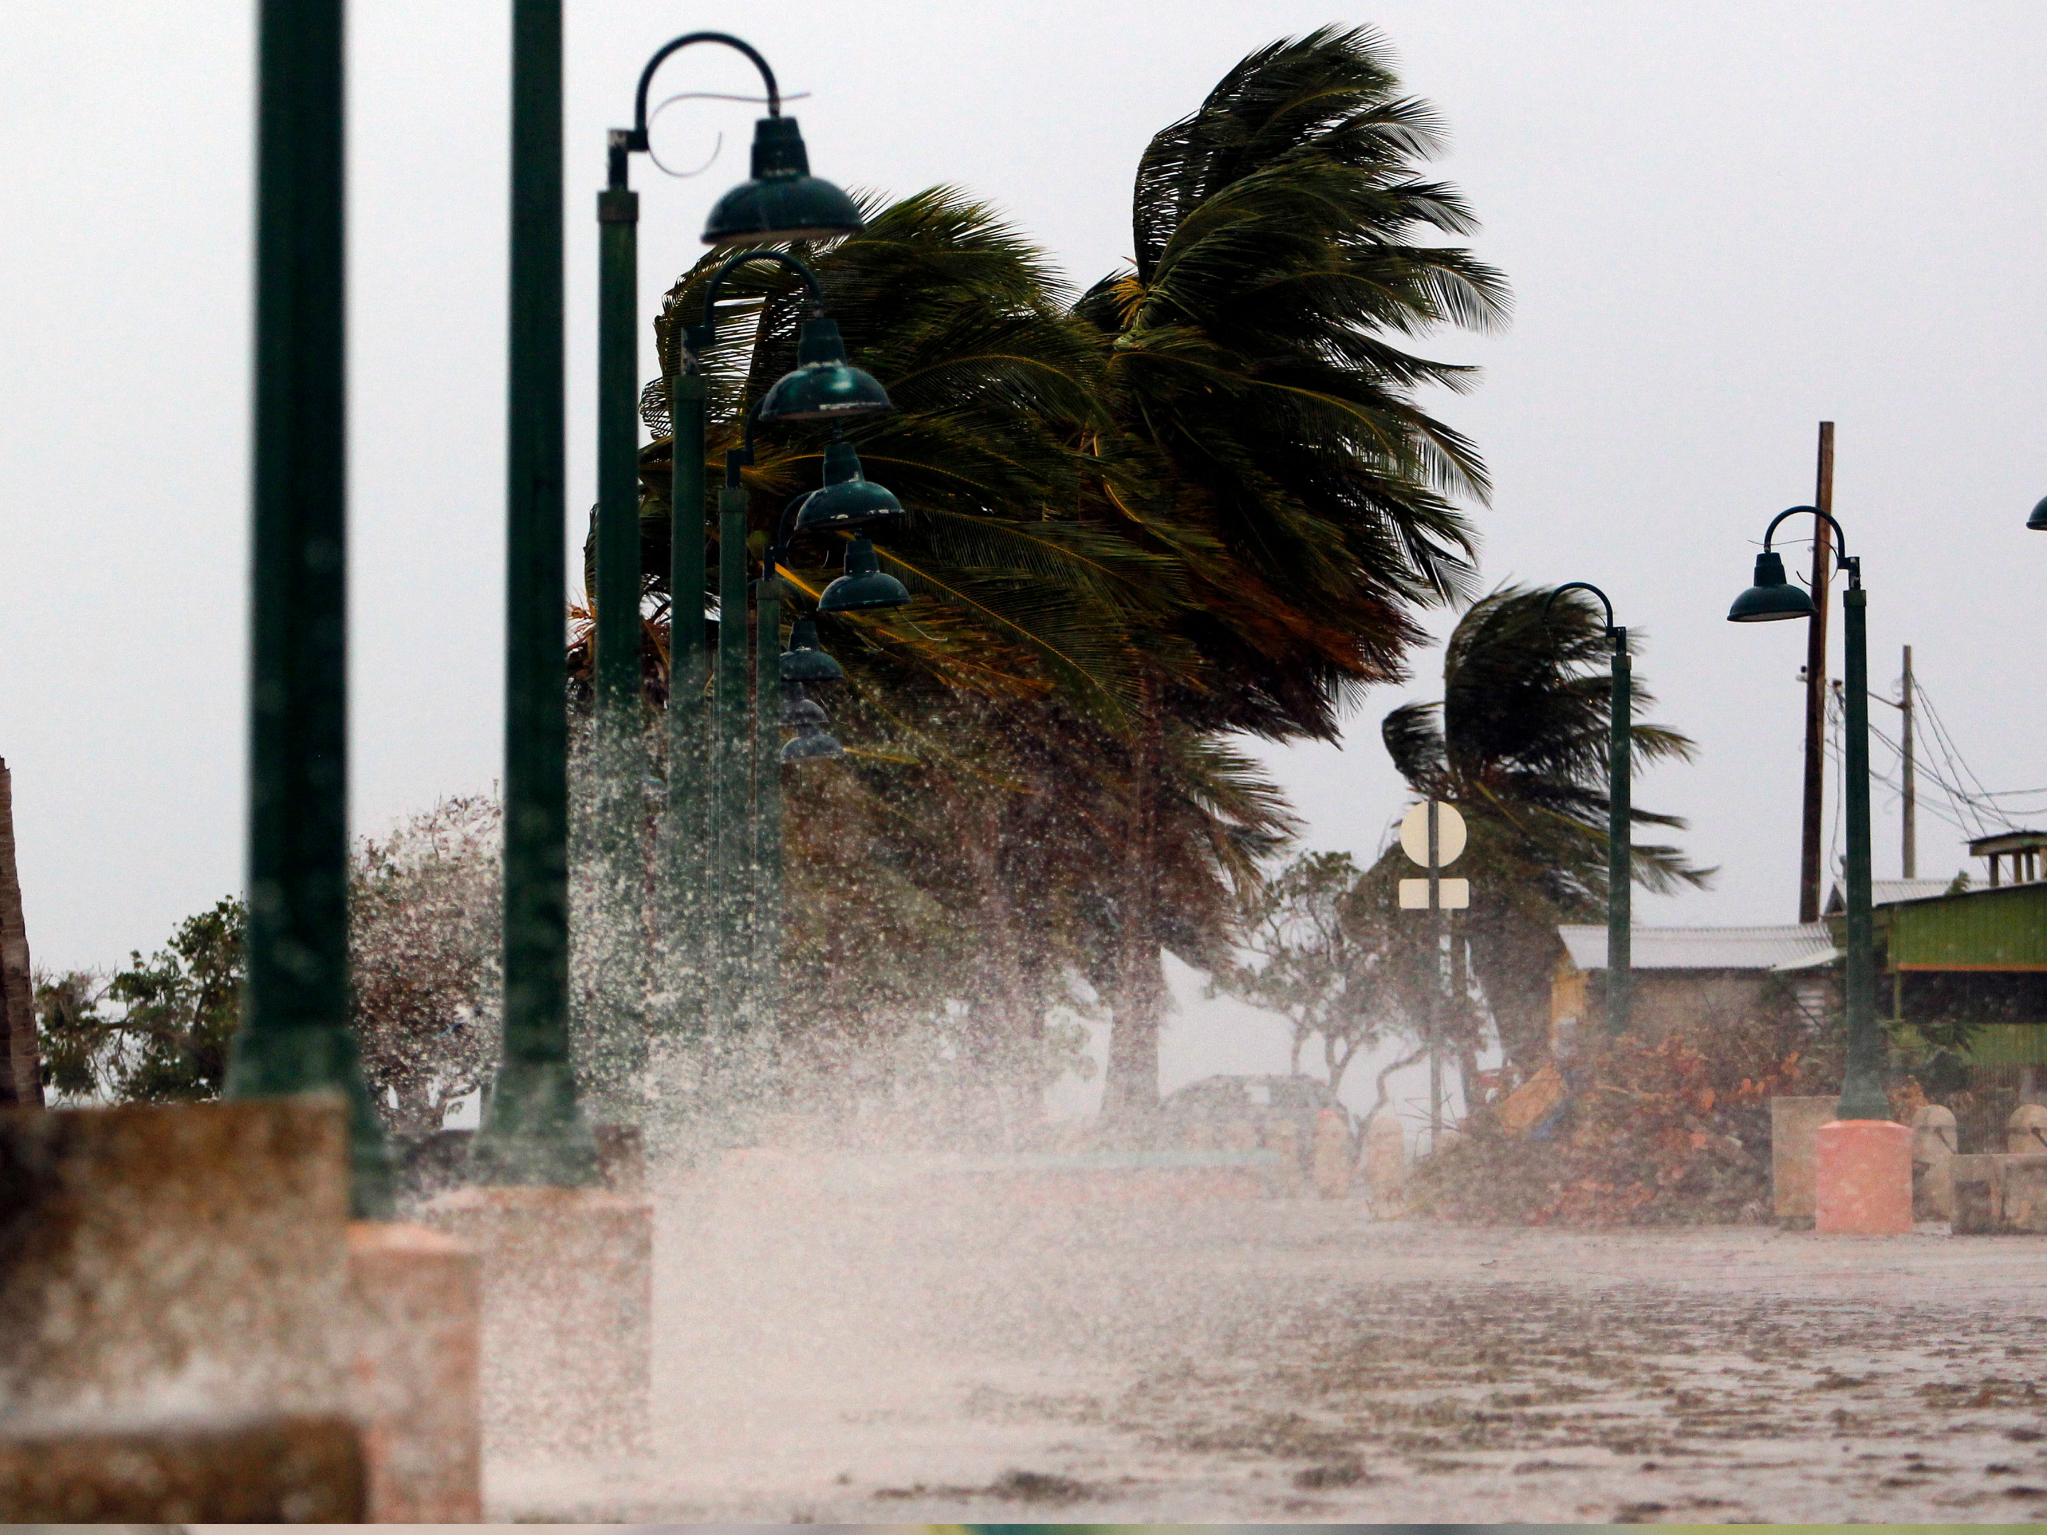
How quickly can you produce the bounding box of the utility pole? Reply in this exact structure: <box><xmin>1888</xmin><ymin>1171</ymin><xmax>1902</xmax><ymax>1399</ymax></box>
<box><xmin>1899</xmin><ymin>644</ymin><xmax>1916</xmax><ymax>879</ymax></box>
<box><xmin>1798</xmin><ymin>422</ymin><xmax>1834</xmax><ymax>923</ymax></box>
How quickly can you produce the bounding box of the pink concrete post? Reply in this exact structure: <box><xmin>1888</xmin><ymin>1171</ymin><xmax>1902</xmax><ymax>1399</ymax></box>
<box><xmin>346</xmin><ymin>1222</ymin><xmax>481</xmax><ymax>1521</ymax></box>
<box><xmin>1814</xmin><ymin>1119</ymin><xmax>1913</xmax><ymax>1235</ymax></box>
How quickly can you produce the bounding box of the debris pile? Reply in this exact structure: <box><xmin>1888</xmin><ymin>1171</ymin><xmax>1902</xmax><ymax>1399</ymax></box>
<box><xmin>1411</xmin><ymin>1009</ymin><xmax>1847</xmax><ymax>1226</ymax></box>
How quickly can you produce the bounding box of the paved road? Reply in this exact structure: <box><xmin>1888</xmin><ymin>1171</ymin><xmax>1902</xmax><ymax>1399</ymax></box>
<box><xmin>493</xmin><ymin>1158</ymin><xmax>2046</xmax><ymax>1526</ymax></box>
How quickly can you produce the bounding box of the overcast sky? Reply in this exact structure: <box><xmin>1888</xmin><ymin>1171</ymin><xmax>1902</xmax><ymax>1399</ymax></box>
<box><xmin>3</xmin><ymin>3</ymin><xmax>2042</xmax><ymax>1105</ymax></box>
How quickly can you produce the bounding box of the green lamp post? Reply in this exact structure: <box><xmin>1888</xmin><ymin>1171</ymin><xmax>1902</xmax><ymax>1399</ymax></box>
<box><xmin>1545</xmin><ymin>581</ymin><xmax>1632</xmax><ymax>1038</ymax></box>
<box><xmin>746</xmin><ymin>453</ymin><xmax>910</xmax><ymax>1036</ymax></box>
<box><xmin>1728</xmin><ymin>504</ymin><xmax>1886</xmax><ymax>1122</ymax></box>
<box><xmin>470</xmin><ymin>0</ymin><xmax>600</xmax><ymax>1185</ymax></box>
<box><xmin>594</xmin><ymin>35</ymin><xmax>863</xmax><ymax>1105</ymax></box>
<box><xmin>674</xmin><ymin>249</ymin><xmax>891</xmax><ymax>1051</ymax></box>
<box><xmin>226</xmin><ymin>0</ymin><xmax>395</xmax><ymax>1218</ymax></box>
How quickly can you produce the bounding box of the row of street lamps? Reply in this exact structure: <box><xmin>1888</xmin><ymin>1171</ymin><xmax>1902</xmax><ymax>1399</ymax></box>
<box><xmin>226</xmin><ymin>5</ymin><xmax>907</xmax><ymax>1208</ymax></box>
<box><xmin>226</xmin><ymin>2</ymin><xmax>2040</xmax><ymax>1216</ymax></box>
<box><xmin>1560</xmin><ymin>492</ymin><xmax>2040</xmax><ymax>1140</ymax></box>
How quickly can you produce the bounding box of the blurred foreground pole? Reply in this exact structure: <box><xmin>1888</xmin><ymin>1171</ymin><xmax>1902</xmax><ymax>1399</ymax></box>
<box><xmin>1427</xmin><ymin>800</ymin><xmax>1442</xmax><ymax>1148</ymax></box>
<box><xmin>475</xmin><ymin>0</ymin><xmax>598</xmax><ymax>1184</ymax></box>
<box><xmin>227</xmin><ymin>0</ymin><xmax>394</xmax><ymax>1217</ymax></box>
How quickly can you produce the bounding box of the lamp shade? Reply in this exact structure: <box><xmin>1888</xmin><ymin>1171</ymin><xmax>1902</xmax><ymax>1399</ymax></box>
<box><xmin>781</xmin><ymin>685</ymin><xmax>829</xmax><ymax>729</ymax></box>
<box><xmin>781</xmin><ymin>728</ymin><xmax>844</xmax><ymax>764</ymax></box>
<box><xmin>796</xmin><ymin>440</ymin><xmax>905</xmax><ymax>532</ymax></box>
<box><xmin>701</xmin><ymin>117</ymin><xmax>863</xmax><ymax>246</ymax></box>
<box><xmin>1727</xmin><ymin>550</ymin><xmax>1816</xmax><ymax>623</ymax></box>
<box><xmin>780</xmin><ymin>615</ymin><xmax>844</xmax><ymax>683</ymax></box>
<box><xmin>757</xmin><ymin>318</ymin><xmax>892</xmax><ymax>422</ymax></box>
<box><xmin>2029</xmin><ymin>497</ymin><xmax>2045</xmax><ymax>531</ymax></box>
<box><xmin>818</xmin><ymin>535</ymin><xmax>909</xmax><ymax>614</ymax></box>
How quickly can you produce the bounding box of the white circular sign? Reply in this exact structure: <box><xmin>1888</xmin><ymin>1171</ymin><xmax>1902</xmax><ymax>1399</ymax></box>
<box><xmin>1397</xmin><ymin>800</ymin><xmax>1466</xmax><ymax>867</ymax></box>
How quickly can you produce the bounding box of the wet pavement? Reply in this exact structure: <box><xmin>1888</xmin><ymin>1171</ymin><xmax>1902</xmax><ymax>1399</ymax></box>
<box><xmin>492</xmin><ymin>1160</ymin><xmax>2046</xmax><ymax>1526</ymax></box>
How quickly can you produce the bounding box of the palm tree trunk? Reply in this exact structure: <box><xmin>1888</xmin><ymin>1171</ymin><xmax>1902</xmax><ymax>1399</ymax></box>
<box><xmin>1102</xmin><ymin>687</ymin><xmax>1165</xmax><ymax>1125</ymax></box>
<box><xmin>0</xmin><ymin>759</ymin><xmax>45</xmax><ymax>1106</ymax></box>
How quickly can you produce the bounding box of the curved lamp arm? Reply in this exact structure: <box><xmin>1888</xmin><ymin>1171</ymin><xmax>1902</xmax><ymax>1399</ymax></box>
<box><xmin>1762</xmin><ymin>503</ymin><xmax>1858</xmax><ymax>585</ymax></box>
<box><xmin>681</xmin><ymin>247</ymin><xmax>825</xmax><ymax>370</ymax></box>
<box><xmin>1545</xmin><ymin>580</ymin><xmax>1625</xmax><ymax>653</ymax></box>
<box><xmin>609</xmin><ymin>32</ymin><xmax>781</xmax><ymax>185</ymax></box>
<box><xmin>629</xmin><ymin>32</ymin><xmax>779</xmax><ymax>150</ymax></box>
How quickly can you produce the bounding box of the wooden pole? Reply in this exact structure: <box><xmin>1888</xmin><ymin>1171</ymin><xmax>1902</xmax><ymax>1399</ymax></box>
<box><xmin>1900</xmin><ymin>644</ymin><xmax>1916</xmax><ymax>879</ymax></box>
<box><xmin>1799</xmin><ymin>423</ymin><xmax>1834</xmax><ymax>922</ymax></box>
<box><xmin>0</xmin><ymin>759</ymin><xmax>43</xmax><ymax>1106</ymax></box>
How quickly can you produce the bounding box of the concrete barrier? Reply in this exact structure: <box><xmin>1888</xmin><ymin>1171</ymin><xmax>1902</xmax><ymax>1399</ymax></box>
<box><xmin>1770</xmin><ymin>1095</ymin><xmax>1836</xmax><ymax>1223</ymax></box>
<box><xmin>347</xmin><ymin>1221</ymin><xmax>480</xmax><ymax>1521</ymax></box>
<box><xmin>1951</xmin><ymin>1152</ymin><xmax>2047</xmax><ymax>1235</ymax></box>
<box><xmin>0</xmin><ymin>1415</ymin><xmax>365</xmax><ymax>1523</ymax></box>
<box><xmin>1362</xmin><ymin>1117</ymin><xmax>1406</xmax><ymax>1219</ymax></box>
<box><xmin>0</xmin><ymin>1097</ymin><xmax>350</xmax><ymax>1429</ymax></box>
<box><xmin>1910</xmin><ymin>1104</ymin><xmax>1957</xmax><ymax>1222</ymax></box>
<box><xmin>2008</xmin><ymin>1104</ymin><xmax>2046</xmax><ymax>1155</ymax></box>
<box><xmin>1815</xmin><ymin>1119</ymin><xmax>1913</xmax><ymax>1235</ymax></box>
<box><xmin>421</xmin><ymin>1185</ymin><xmax>652</xmax><ymax>1462</ymax></box>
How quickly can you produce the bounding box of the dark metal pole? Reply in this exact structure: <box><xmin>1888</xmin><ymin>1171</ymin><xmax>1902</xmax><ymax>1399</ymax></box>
<box><xmin>228</xmin><ymin>0</ymin><xmax>394</xmax><ymax>1217</ymax></box>
<box><xmin>754</xmin><ymin>575</ymin><xmax>783</xmax><ymax>1042</ymax></box>
<box><xmin>1607</xmin><ymin>630</ymin><xmax>1632</xmax><ymax>1036</ymax></box>
<box><xmin>592</xmin><ymin>130</ymin><xmax>647</xmax><ymax>1110</ymax></box>
<box><xmin>663</xmin><ymin>371</ymin><xmax>710</xmax><ymax>1047</ymax></box>
<box><xmin>474</xmin><ymin>0</ymin><xmax>598</xmax><ymax>1185</ymax></box>
<box><xmin>715</xmin><ymin>482</ymin><xmax>752</xmax><ymax>1037</ymax></box>
<box><xmin>1837</xmin><ymin>570</ymin><xmax>1886</xmax><ymax>1120</ymax></box>
<box><xmin>1798</xmin><ymin>423</ymin><xmax>1835</xmax><ymax>923</ymax></box>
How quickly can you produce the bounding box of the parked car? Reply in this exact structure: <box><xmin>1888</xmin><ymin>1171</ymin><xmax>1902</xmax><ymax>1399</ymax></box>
<box><xmin>1157</xmin><ymin>1074</ymin><xmax>1356</xmax><ymax>1174</ymax></box>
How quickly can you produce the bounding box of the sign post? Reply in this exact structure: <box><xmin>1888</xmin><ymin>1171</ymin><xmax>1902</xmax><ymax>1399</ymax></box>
<box><xmin>1398</xmin><ymin>801</ymin><xmax>1467</xmax><ymax>1150</ymax></box>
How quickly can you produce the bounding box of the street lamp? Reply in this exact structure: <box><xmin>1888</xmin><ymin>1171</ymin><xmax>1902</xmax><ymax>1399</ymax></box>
<box><xmin>1545</xmin><ymin>581</ymin><xmax>1632</xmax><ymax>1037</ymax></box>
<box><xmin>2028</xmin><ymin>497</ymin><xmax>2045</xmax><ymax>532</ymax></box>
<box><xmin>226</xmin><ymin>0</ymin><xmax>395</xmax><ymax>1218</ymax></box>
<box><xmin>1728</xmin><ymin>504</ymin><xmax>1907</xmax><ymax>1233</ymax></box>
<box><xmin>672</xmin><ymin>250</ymin><xmax>892</xmax><ymax>1054</ymax></box>
<box><xmin>592</xmin><ymin>33</ymin><xmax>863</xmax><ymax>1109</ymax></box>
<box><xmin>474</xmin><ymin>0</ymin><xmax>600</xmax><ymax>1184</ymax></box>
<box><xmin>746</xmin><ymin>442</ymin><xmax>911</xmax><ymax>1042</ymax></box>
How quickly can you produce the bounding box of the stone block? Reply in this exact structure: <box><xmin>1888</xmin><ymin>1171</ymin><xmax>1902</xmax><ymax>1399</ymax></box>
<box><xmin>1947</xmin><ymin>1153</ymin><xmax>2042</xmax><ymax>1235</ymax></box>
<box><xmin>420</xmin><ymin>1185</ymin><xmax>652</xmax><ymax>1461</ymax></box>
<box><xmin>1995</xmin><ymin>1152</ymin><xmax>2046</xmax><ymax>1234</ymax></box>
<box><xmin>0</xmin><ymin>1097</ymin><xmax>350</xmax><ymax>1429</ymax></box>
<box><xmin>0</xmin><ymin>1415</ymin><xmax>364</xmax><ymax>1523</ymax></box>
<box><xmin>1951</xmin><ymin>1153</ymin><xmax>2004</xmax><ymax>1235</ymax></box>
<box><xmin>2008</xmin><ymin>1103</ymin><xmax>2046</xmax><ymax>1155</ymax></box>
<box><xmin>1814</xmin><ymin>1119</ymin><xmax>1912</xmax><ymax>1235</ymax></box>
<box><xmin>1309</xmin><ymin>1109</ymin><xmax>1352</xmax><ymax>1198</ymax></box>
<box><xmin>347</xmin><ymin>1221</ymin><xmax>481</xmax><ymax>1522</ymax></box>
<box><xmin>1910</xmin><ymin>1104</ymin><xmax>1957</xmax><ymax>1221</ymax></box>
<box><xmin>1770</xmin><ymin>1095</ymin><xmax>1836</xmax><ymax>1222</ymax></box>
<box><xmin>1362</xmin><ymin>1116</ymin><xmax>1406</xmax><ymax>1219</ymax></box>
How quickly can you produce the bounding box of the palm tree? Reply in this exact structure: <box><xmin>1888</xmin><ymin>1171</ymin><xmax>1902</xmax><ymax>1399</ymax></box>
<box><xmin>1077</xmin><ymin>27</ymin><xmax>1510</xmax><ymax>1114</ymax></box>
<box><xmin>1379</xmin><ymin>583</ymin><xmax>1712</xmax><ymax>1073</ymax></box>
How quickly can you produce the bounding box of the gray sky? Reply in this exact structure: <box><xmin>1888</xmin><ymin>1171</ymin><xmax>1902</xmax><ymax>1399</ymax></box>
<box><xmin>4</xmin><ymin>1</ymin><xmax>2043</xmax><ymax>1076</ymax></box>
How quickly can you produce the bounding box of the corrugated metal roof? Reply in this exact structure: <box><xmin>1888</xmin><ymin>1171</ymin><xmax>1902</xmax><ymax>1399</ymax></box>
<box><xmin>1559</xmin><ymin>923</ymin><xmax>1833</xmax><ymax>973</ymax></box>
<box><xmin>1827</xmin><ymin>878</ymin><xmax>1956</xmax><ymax>913</ymax></box>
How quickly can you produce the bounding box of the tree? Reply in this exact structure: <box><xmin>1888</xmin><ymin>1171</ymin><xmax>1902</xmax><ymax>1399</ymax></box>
<box><xmin>33</xmin><ymin>799</ymin><xmax>502</xmax><ymax>1134</ymax></box>
<box><xmin>1379</xmin><ymin>583</ymin><xmax>1711</xmax><ymax>1072</ymax></box>
<box><xmin>33</xmin><ymin>899</ymin><xmax>245</xmax><ymax>1104</ymax></box>
<box><xmin>1077</xmin><ymin>27</ymin><xmax>1509</xmax><ymax>1115</ymax></box>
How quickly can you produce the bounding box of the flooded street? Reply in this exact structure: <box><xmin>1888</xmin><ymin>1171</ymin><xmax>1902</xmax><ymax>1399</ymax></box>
<box><xmin>493</xmin><ymin>1162</ymin><xmax>2047</xmax><ymax>1527</ymax></box>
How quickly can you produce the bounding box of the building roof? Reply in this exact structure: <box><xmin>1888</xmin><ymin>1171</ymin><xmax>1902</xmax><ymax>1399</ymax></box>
<box><xmin>1825</xmin><ymin>878</ymin><xmax>1957</xmax><ymax>914</ymax></box>
<box><xmin>1558</xmin><ymin>923</ymin><xmax>1833</xmax><ymax>974</ymax></box>
<box><xmin>1967</xmin><ymin>829</ymin><xmax>2046</xmax><ymax>856</ymax></box>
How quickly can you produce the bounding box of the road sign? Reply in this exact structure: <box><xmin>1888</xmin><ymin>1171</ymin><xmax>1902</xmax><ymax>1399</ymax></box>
<box><xmin>1397</xmin><ymin>800</ymin><xmax>1468</xmax><ymax>910</ymax></box>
